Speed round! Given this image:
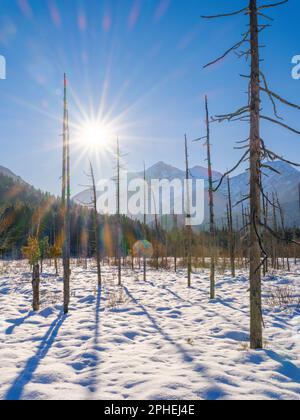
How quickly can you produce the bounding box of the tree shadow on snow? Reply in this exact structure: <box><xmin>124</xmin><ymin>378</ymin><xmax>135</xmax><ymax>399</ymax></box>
<box><xmin>5</xmin><ymin>313</ymin><xmax>65</xmax><ymax>400</ymax></box>
<box><xmin>124</xmin><ymin>286</ymin><xmax>194</xmax><ymax>364</ymax></box>
<box><xmin>266</xmin><ymin>350</ymin><xmax>300</xmax><ymax>384</ymax></box>
<box><xmin>123</xmin><ymin>286</ymin><xmax>225</xmax><ymax>398</ymax></box>
<box><xmin>5</xmin><ymin>312</ymin><xmax>35</xmax><ymax>335</ymax></box>
<box><xmin>86</xmin><ymin>286</ymin><xmax>102</xmax><ymax>395</ymax></box>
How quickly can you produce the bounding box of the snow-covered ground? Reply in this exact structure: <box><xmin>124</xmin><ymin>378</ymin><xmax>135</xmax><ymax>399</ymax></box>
<box><xmin>1</xmin><ymin>260</ymin><xmax>300</xmax><ymax>400</ymax></box>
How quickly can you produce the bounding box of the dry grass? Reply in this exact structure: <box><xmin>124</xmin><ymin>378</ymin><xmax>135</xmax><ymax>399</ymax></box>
<box><xmin>265</xmin><ymin>285</ymin><xmax>300</xmax><ymax>311</ymax></box>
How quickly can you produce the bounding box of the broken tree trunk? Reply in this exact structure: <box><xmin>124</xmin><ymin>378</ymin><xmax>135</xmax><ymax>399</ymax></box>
<box><xmin>32</xmin><ymin>264</ymin><xmax>40</xmax><ymax>312</ymax></box>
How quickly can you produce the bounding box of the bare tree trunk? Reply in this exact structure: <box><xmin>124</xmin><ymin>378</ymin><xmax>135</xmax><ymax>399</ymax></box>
<box><xmin>227</xmin><ymin>176</ymin><xmax>236</xmax><ymax>278</ymax></box>
<box><xmin>32</xmin><ymin>264</ymin><xmax>40</xmax><ymax>311</ymax></box>
<box><xmin>249</xmin><ymin>0</ymin><xmax>263</xmax><ymax>350</ymax></box>
<box><xmin>277</xmin><ymin>196</ymin><xmax>290</xmax><ymax>272</ymax></box>
<box><xmin>262</xmin><ymin>192</ymin><xmax>269</xmax><ymax>276</ymax></box>
<box><xmin>54</xmin><ymin>258</ymin><xmax>58</xmax><ymax>276</ymax></box>
<box><xmin>143</xmin><ymin>162</ymin><xmax>147</xmax><ymax>281</ymax></box>
<box><xmin>90</xmin><ymin>162</ymin><xmax>102</xmax><ymax>287</ymax></box>
<box><xmin>272</xmin><ymin>193</ymin><xmax>278</xmax><ymax>269</ymax></box>
<box><xmin>185</xmin><ymin>134</ymin><xmax>192</xmax><ymax>287</ymax></box>
<box><xmin>116</xmin><ymin>139</ymin><xmax>122</xmax><ymax>286</ymax></box>
<box><xmin>62</xmin><ymin>73</ymin><xmax>70</xmax><ymax>315</ymax></box>
<box><xmin>152</xmin><ymin>192</ymin><xmax>160</xmax><ymax>270</ymax></box>
<box><xmin>205</xmin><ymin>96</ymin><xmax>216</xmax><ymax>299</ymax></box>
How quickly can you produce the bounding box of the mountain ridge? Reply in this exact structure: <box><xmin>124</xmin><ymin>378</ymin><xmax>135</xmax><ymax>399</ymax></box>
<box><xmin>0</xmin><ymin>165</ymin><xmax>26</xmax><ymax>185</ymax></box>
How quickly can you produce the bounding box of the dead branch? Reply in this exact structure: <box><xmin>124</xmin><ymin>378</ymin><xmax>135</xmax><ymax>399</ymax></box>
<box><xmin>258</xmin><ymin>1</ymin><xmax>288</xmax><ymax>11</ymax></box>
<box><xmin>260</xmin><ymin>72</ymin><xmax>282</xmax><ymax>119</ymax></box>
<box><xmin>214</xmin><ymin>106</ymin><xmax>250</xmax><ymax>122</ymax></box>
<box><xmin>261</xmin><ymin>115</ymin><xmax>300</xmax><ymax>135</ymax></box>
<box><xmin>262</xmin><ymin>148</ymin><xmax>300</xmax><ymax>167</ymax></box>
<box><xmin>261</xmin><ymin>163</ymin><xmax>281</xmax><ymax>174</ymax></box>
<box><xmin>201</xmin><ymin>7</ymin><xmax>249</xmax><ymax>19</ymax></box>
<box><xmin>204</xmin><ymin>31</ymin><xmax>250</xmax><ymax>69</ymax></box>
<box><xmin>257</xmin><ymin>12</ymin><xmax>274</xmax><ymax>21</ymax></box>
<box><xmin>260</xmin><ymin>86</ymin><xmax>300</xmax><ymax>111</ymax></box>
<box><xmin>234</xmin><ymin>195</ymin><xmax>251</xmax><ymax>208</ymax></box>
<box><xmin>213</xmin><ymin>149</ymin><xmax>250</xmax><ymax>192</ymax></box>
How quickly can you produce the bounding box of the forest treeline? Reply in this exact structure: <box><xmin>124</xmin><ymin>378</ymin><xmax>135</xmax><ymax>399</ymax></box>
<box><xmin>1</xmin><ymin>172</ymin><xmax>300</xmax><ymax>272</ymax></box>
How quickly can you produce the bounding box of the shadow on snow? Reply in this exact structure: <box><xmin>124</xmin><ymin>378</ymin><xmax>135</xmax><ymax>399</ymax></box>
<box><xmin>5</xmin><ymin>313</ymin><xmax>65</xmax><ymax>400</ymax></box>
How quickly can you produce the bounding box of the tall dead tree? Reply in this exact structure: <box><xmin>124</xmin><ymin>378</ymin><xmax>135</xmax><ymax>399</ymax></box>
<box><xmin>62</xmin><ymin>73</ymin><xmax>71</xmax><ymax>315</ymax></box>
<box><xmin>202</xmin><ymin>0</ymin><xmax>300</xmax><ymax>349</ymax></box>
<box><xmin>194</xmin><ymin>97</ymin><xmax>216</xmax><ymax>296</ymax></box>
<box><xmin>194</xmin><ymin>97</ymin><xmax>216</xmax><ymax>297</ymax></box>
<box><xmin>89</xmin><ymin>162</ymin><xmax>102</xmax><ymax>286</ymax></box>
<box><xmin>143</xmin><ymin>162</ymin><xmax>147</xmax><ymax>281</ymax></box>
<box><xmin>227</xmin><ymin>176</ymin><xmax>236</xmax><ymax>277</ymax></box>
<box><xmin>184</xmin><ymin>134</ymin><xmax>192</xmax><ymax>287</ymax></box>
<box><xmin>116</xmin><ymin>138</ymin><xmax>122</xmax><ymax>286</ymax></box>
<box><xmin>206</xmin><ymin>97</ymin><xmax>216</xmax><ymax>299</ymax></box>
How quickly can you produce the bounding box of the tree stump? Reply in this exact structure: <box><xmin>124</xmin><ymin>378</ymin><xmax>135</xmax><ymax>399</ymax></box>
<box><xmin>32</xmin><ymin>264</ymin><xmax>40</xmax><ymax>311</ymax></box>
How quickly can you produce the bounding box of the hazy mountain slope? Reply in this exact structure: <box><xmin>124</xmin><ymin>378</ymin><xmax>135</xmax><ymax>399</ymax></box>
<box><xmin>0</xmin><ymin>166</ymin><xmax>25</xmax><ymax>184</ymax></box>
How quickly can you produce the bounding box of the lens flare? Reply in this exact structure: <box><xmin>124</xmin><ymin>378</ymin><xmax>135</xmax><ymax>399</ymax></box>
<box><xmin>76</xmin><ymin>120</ymin><xmax>114</xmax><ymax>150</ymax></box>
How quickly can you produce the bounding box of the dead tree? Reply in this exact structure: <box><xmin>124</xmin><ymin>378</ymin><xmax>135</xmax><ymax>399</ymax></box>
<box><xmin>89</xmin><ymin>162</ymin><xmax>102</xmax><ymax>286</ymax></box>
<box><xmin>32</xmin><ymin>264</ymin><xmax>40</xmax><ymax>311</ymax></box>
<box><xmin>143</xmin><ymin>162</ymin><xmax>147</xmax><ymax>281</ymax></box>
<box><xmin>62</xmin><ymin>73</ymin><xmax>71</xmax><ymax>315</ymax></box>
<box><xmin>202</xmin><ymin>0</ymin><xmax>300</xmax><ymax>349</ymax></box>
<box><xmin>195</xmin><ymin>97</ymin><xmax>216</xmax><ymax>298</ymax></box>
<box><xmin>184</xmin><ymin>134</ymin><xmax>192</xmax><ymax>287</ymax></box>
<box><xmin>227</xmin><ymin>176</ymin><xmax>236</xmax><ymax>277</ymax></box>
<box><xmin>116</xmin><ymin>138</ymin><xmax>122</xmax><ymax>286</ymax></box>
<box><xmin>276</xmin><ymin>196</ymin><xmax>290</xmax><ymax>271</ymax></box>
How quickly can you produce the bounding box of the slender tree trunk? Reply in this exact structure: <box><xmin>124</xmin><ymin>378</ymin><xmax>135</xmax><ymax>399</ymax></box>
<box><xmin>227</xmin><ymin>176</ymin><xmax>236</xmax><ymax>278</ymax></box>
<box><xmin>62</xmin><ymin>73</ymin><xmax>70</xmax><ymax>315</ymax></box>
<box><xmin>185</xmin><ymin>134</ymin><xmax>192</xmax><ymax>287</ymax></box>
<box><xmin>205</xmin><ymin>96</ymin><xmax>216</xmax><ymax>299</ymax></box>
<box><xmin>54</xmin><ymin>258</ymin><xmax>58</xmax><ymax>276</ymax></box>
<box><xmin>116</xmin><ymin>139</ymin><xmax>122</xmax><ymax>286</ymax></box>
<box><xmin>90</xmin><ymin>162</ymin><xmax>102</xmax><ymax>287</ymax></box>
<box><xmin>143</xmin><ymin>162</ymin><xmax>147</xmax><ymax>281</ymax></box>
<box><xmin>249</xmin><ymin>0</ymin><xmax>263</xmax><ymax>349</ymax></box>
<box><xmin>32</xmin><ymin>264</ymin><xmax>40</xmax><ymax>311</ymax></box>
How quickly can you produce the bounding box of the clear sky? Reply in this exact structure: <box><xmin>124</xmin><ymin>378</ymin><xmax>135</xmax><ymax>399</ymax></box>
<box><xmin>0</xmin><ymin>0</ymin><xmax>300</xmax><ymax>196</ymax></box>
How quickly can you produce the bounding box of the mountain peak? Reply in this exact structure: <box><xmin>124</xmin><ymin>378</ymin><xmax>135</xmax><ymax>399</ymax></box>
<box><xmin>190</xmin><ymin>165</ymin><xmax>222</xmax><ymax>180</ymax></box>
<box><xmin>0</xmin><ymin>165</ymin><xmax>25</xmax><ymax>184</ymax></box>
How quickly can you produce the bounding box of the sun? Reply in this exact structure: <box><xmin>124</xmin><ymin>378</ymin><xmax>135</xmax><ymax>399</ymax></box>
<box><xmin>76</xmin><ymin>121</ymin><xmax>114</xmax><ymax>150</ymax></box>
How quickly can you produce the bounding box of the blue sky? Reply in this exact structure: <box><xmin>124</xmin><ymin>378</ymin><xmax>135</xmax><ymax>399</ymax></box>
<box><xmin>0</xmin><ymin>0</ymin><xmax>300</xmax><ymax>196</ymax></box>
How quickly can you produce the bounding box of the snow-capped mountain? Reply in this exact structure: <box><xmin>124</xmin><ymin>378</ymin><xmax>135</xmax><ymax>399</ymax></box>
<box><xmin>73</xmin><ymin>160</ymin><xmax>300</xmax><ymax>227</ymax></box>
<box><xmin>131</xmin><ymin>161</ymin><xmax>222</xmax><ymax>183</ymax></box>
<box><xmin>219</xmin><ymin>160</ymin><xmax>300</xmax><ymax>205</ymax></box>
